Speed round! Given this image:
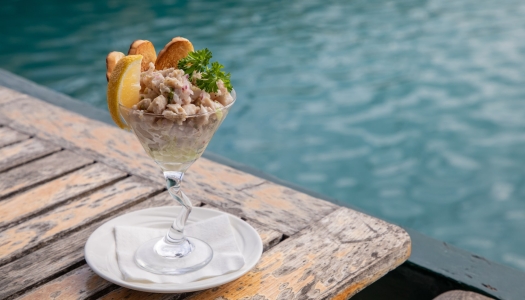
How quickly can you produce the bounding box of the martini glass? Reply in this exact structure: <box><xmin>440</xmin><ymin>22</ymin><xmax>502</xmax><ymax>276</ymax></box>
<box><xmin>119</xmin><ymin>91</ymin><xmax>235</xmax><ymax>275</ymax></box>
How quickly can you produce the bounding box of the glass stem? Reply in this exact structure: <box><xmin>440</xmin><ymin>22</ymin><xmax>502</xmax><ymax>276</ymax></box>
<box><xmin>164</xmin><ymin>171</ymin><xmax>192</xmax><ymax>244</ymax></box>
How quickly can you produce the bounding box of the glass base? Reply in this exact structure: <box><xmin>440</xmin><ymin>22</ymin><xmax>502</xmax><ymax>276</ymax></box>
<box><xmin>134</xmin><ymin>237</ymin><xmax>213</xmax><ymax>275</ymax></box>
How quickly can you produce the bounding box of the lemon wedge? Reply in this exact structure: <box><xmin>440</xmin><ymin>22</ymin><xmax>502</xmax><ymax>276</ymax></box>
<box><xmin>107</xmin><ymin>55</ymin><xmax>142</xmax><ymax>129</ymax></box>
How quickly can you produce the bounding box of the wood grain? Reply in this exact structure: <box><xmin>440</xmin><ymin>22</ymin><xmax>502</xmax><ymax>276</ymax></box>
<box><xmin>0</xmin><ymin>176</ymin><xmax>162</xmax><ymax>266</ymax></box>
<box><xmin>15</xmin><ymin>265</ymin><xmax>111</xmax><ymax>300</ymax></box>
<box><xmin>0</xmin><ymin>138</ymin><xmax>61</xmax><ymax>172</ymax></box>
<box><xmin>0</xmin><ymin>163</ymin><xmax>126</xmax><ymax>227</ymax></box>
<box><xmin>0</xmin><ymin>126</ymin><xmax>29</xmax><ymax>148</ymax></box>
<box><xmin>0</xmin><ymin>95</ymin><xmax>163</xmax><ymax>184</ymax></box>
<box><xmin>200</xmin><ymin>204</ymin><xmax>283</xmax><ymax>251</ymax></box>
<box><xmin>100</xmin><ymin>288</ymin><xmax>181</xmax><ymax>300</ymax></box>
<box><xmin>0</xmin><ymin>150</ymin><xmax>93</xmax><ymax>199</ymax></box>
<box><xmin>433</xmin><ymin>290</ymin><xmax>494</xmax><ymax>300</ymax></box>
<box><xmin>152</xmin><ymin>190</ymin><xmax>202</xmax><ymax>207</ymax></box>
<box><xmin>184</xmin><ymin>177</ymin><xmax>337</xmax><ymax>236</ymax></box>
<box><xmin>0</xmin><ymin>93</ymin><xmax>338</xmax><ymax>237</ymax></box>
<box><xmin>0</xmin><ymin>191</ymin><xmax>179</xmax><ymax>299</ymax></box>
<box><xmin>0</xmin><ymin>87</ymin><xmax>26</xmax><ymax>105</ymax></box>
<box><xmin>189</xmin><ymin>207</ymin><xmax>411</xmax><ymax>300</ymax></box>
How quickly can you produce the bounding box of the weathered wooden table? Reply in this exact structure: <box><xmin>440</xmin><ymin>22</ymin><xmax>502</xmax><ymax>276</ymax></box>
<box><xmin>0</xmin><ymin>86</ymin><xmax>411</xmax><ymax>300</ymax></box>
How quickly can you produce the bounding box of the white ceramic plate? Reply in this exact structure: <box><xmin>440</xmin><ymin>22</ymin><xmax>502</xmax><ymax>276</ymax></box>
<box><xmin>84</xmin><ymin>206</ymin><xmax>263</xmax><ymax>293</ymax></box>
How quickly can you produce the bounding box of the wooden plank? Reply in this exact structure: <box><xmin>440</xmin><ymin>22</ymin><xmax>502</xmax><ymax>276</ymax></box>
<box><xmin>433</xmin><ymin>290</ymin><xmax>494</xmax><ymax>300</ymax></box>
<box><xmin>0</xmin><ymin>86</ymin><xmax>26</xmax><ymax>105</ymax></box>
<box><xmin>200</xmin><ymin>204</ymin><xmax>283</xmax><ymax>251</ymax></box>
<box><xmin>0</xmin><ymin>126</ymin><xmax>29</xmax><ymax>148</ymax></box>
<box><xmin>249</xmin><ymin>221</ymin><xmax>283</xmax><ymax>252</ymax></box>
<box><xmin>16</xmin><ymin>264</ymin><xmax>180</xmax><ymax>300</ymax></box>
<box><xmin>188</xmin><ymin>207</ymin><xmax>411</xmax><ymax>300</ymax></box>
<box><xmin>100</xmin><ymin>287</ymin><xmax>183</xmax><ymax>300</ymax></box>
<box><xmin>0</xmin><ymin>94</ymin><xmax>337</xmax><ymax>237</ymax></box>
<box><xmin>0</xmin><ymin>192</ymin><xmax>189</xmax><ymax>299</ymax></box>
<box><xmin>0</xmin><ymin>150</ymin><xmax>93</xmax><ymax>199</ymax></box>
<box><xmin>0</xmin><ymin>95</ymin><xmax>163</xmax><ymax>184</ymax></box>
<box><xmin>14</xmin><ymin>265</ymin><xmax>112</xmax><ymax>300</ymax></box>
<box><xmin>0</xmin><ymin>176</ymin><xmax>162</xmax><ymax>266</ymax></box>
<box><xmin>185</xmin><ymin>177</ymin><xmax>337</xmax><ymax>236</ymax></box>
<box><xmin>151</xmin><ymin>190</ymin><xmax>201</xmax><ymax>207</ymax></box>
<box><xmin>0</xmin><ymin>138</ymin><xmax>61</xmax><ymax>172</ymax></box>
<box><xmin>0</xmin><ymin>163</ymin><xmax>127</xmax><ymax>228</ymax></box>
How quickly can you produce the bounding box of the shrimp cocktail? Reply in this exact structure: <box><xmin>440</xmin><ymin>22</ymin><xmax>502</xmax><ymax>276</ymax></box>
<box><xmin>106</xmin><ymin>37</ymin><xmax>235</xmax><ymax>275</ymax></box>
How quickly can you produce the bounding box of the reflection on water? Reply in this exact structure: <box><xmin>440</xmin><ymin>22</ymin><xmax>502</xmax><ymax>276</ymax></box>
<box><xmin>2</xmin><ymin>0</ymin><xmax>525</xmax><ymax>271</ymax></box>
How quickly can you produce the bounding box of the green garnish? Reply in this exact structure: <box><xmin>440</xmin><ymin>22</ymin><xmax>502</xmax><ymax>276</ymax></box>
<box><xmin>177</xmin><ymin>49</ymin><xmax>232</xmax><ymax>93</ymax></box>
<box><xmin>197</xmin><ymin>62</ymin><xmax>232</xmax><ymax>93</ymax></box>
<box><xmin>177</xmin><ymin>49</ymin><xmax>211</xmax><ymax>78</ymax></box>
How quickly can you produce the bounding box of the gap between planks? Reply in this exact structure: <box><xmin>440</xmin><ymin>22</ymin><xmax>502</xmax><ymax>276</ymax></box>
<box><xmin>0</xmin><ymin>126</ymin><xmax>31</xmax><ymax>148</ymax></box>
<box><xmin>0</xmin><ymin>163</ymin><xmax>128</xmax><ymax>230</ymax></box>
<box><xmin>0</xmin><ymin>150</ymin><xmax>95</xmax><ymax>200</ymax></box>
<box><xmin>0</xmin><ymin>138</ymin><xmax>62</xmax><ymax>173</ymax></box>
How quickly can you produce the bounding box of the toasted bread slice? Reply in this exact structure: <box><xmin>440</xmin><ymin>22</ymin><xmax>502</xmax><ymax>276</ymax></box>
<box><xmin>128</xmin><ymin>40</ymin><xmax>157</xmax><ymax>72</ymax></box>
<box><xmin>155</xmin><ymin>37</ymin><xmax>194</xmax><ymax>70</ymax></box>
<box><xmin>106</xmin><ymin>51</ymin><xmax>125</xmax><ymax>82</ymax></box>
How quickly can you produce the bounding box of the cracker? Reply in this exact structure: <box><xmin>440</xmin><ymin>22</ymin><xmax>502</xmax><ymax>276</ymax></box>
<box><xmin>106</xmin><ymin>51</ymin><xmax>125</xmax><ymax>82</ymax></box>
<box><xmin>128</xmin><ymin>40</ymin><xmax>157</xmax><ymax>72</ymax></box>
<box><xmin>155</xmin><ymin>37</ymin><xmax>194</xmax><ymax>70</ymax></box>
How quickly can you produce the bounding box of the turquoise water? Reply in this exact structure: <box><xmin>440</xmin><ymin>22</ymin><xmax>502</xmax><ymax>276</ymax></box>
<box><xmin>2</xmin><ymin>0</ymin><xmax>525</xmax><ymax>271</ymax></box>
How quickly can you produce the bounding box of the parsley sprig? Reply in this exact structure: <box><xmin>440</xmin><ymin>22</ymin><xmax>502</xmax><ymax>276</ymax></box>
<box><xmin>177</xmin><ymin>48</ymin><xmax>211</xmax><ymax>78</ymax></box>
<box><xmin>177</xmin><ymin>48</ymin><xmax>232</xmax><ymax>93</ymax></box>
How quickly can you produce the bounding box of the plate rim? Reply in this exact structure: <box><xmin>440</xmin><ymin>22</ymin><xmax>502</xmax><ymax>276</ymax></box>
<box><xmin>84</xmin><ymin>206</ymin><xmax>263</xmax><ymax>293</ymax></box>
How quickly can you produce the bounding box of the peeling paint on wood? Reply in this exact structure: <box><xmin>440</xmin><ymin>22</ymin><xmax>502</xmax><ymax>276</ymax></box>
<box><xmin>17</xmin><ymin>202</ymin><xmax>283</xmax><ymax>300</ymax></box>
<box><xmin>433</xmin><ymin>290</ymin><xmax>494</xmax><ymax>300</ymax></box>
<box><xmin>0</xmin><ymin>176</ymin><xmax>162</xmax><ymax>265</ymax></box>
<box><xmin>0</xmin><ymin>126</ymin><xmax>29</xmax><ymax>148</ymax></box>
<box><xmin>0</xmin><ymin>163</ymin><xmax>126</xmax><ymax>227</ymax></box>
<box><xmin>184</xmin><ymin>177</ymin><xmax>337</xmax><ymax>236</ymax></box>
<box><xmin>99</xmin><ymin>288</ymin><xmax>181</xmax><ymax>300</ymax></box>
<box><xmin>0</xmin><ymin>138</ymin><xmax>61</xmax><ymax>172</ymax></box>
<box><xmin>0</xmin><ymin>94</ymin><xmax>339</xmax><ymax>237</ymax></box>
<box><xmin>0</xmin><ymin>87</ymin><xmax>26</xmax><ymax>105</ymax></box>
<box><xmin>201</xmin><ymin>204</ymin><xmax>283</xmax><ymax>251</ymax></box>
<box><xmin>0</xmin><ymin>95</ymin><xmax>163</xmax><ymax>184</ymax></box>
<box><xmin>0</xmin><ymin>191</ymin><xmax>182</xmax><ymax>299</ymax></box>
<box><xmin>0</xmin><ymin>88</ymin><xmax>412</xmax><ymax>300</ymax></box>
<box><xmin>15</xmin><ymin>265</ymin><xmax>110</xmax><ymax>300</ymax></box>
<box><xmin>0</xmin><ymin>150</ymin><xmax>93</xmax><ymax>199</ymax></box>
<box><xmin>151</xmin><ymin>190</ymin><xmax>201</xmax><ymax>207</ymax></box>
<box><xmin>189</xmin><ymin>208</ymin><xmax>411</xmax><ymax>300</ymax></box>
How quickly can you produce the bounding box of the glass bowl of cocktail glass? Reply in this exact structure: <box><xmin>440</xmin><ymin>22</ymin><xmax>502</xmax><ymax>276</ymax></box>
<box><xmin>118</xmin><ymin>90</ymin><xmax>235</xmax><ymax>275</ymax></box>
